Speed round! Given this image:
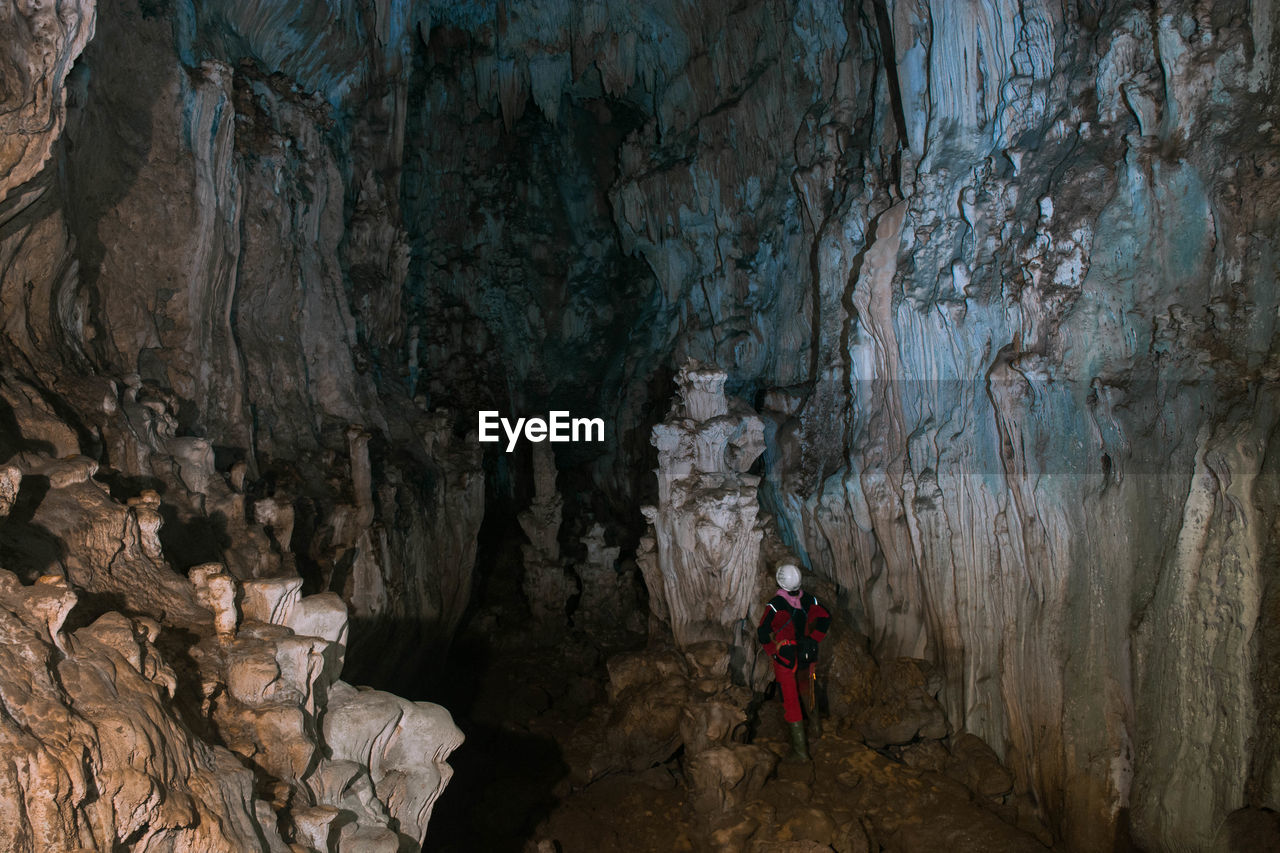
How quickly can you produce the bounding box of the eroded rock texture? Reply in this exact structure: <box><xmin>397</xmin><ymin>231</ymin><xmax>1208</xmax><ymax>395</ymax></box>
<box><xmin>0</xmin><ymin>453</ymin><xmax>462</xmax><ymax>851</ymax></box>
<box><xmin>1</xmin><ymin>0</ymin><xmax>1279</xmax><ymax>850</ymax></box>
<box><xmin>0</xmin><ymin>0</ymin><xmax>95</xmax><ymax>205</ymax></box>
<box><xmin>411</xmin><ymin>1</ymin><xmax>1280</xmax><ymax>849</ymax></box>
<box><xmin>39</xmin><ymin>0</ymin><xmax>487</xmax><ymax>683</ymax></box>
<box><xmin>1</xmin><ymin>0</ymin><xmax>470</xmax><ymax>847</ymax></box>
<box><xmin>0</xmin><ymin>571</ymin><xmax>274</xmax><ymax>853</ymax></box>
<box><xmin>638</xmin><ymin>362</ymin><xmax>766</xmax><ymax>651</ymax></box>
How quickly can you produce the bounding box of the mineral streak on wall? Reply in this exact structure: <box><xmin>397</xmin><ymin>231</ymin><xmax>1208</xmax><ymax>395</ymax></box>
<box><xmin>407</xmin><ymin>1</ymin><xmax>1280</xmax><ymax>849</ymax></box>
<box><xmin>1</xmin><ymin>0</ymin><xmax>1278</xmax><ymax>850</ymax></box>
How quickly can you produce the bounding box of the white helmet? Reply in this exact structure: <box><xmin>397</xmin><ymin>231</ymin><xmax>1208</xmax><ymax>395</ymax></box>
<box><xmin>775</xmin><ymin>563</ymin><xmax>801</xmax><ymax>591</ymax></box>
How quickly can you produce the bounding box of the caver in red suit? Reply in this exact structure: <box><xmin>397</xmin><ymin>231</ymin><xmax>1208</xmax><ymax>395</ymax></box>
<box><xmin>757</xmin><ymin>563</ymin><xmax>830</xmax><ymax>760</ymax></box>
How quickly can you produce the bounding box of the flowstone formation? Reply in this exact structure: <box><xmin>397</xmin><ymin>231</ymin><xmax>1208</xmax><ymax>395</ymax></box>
<box><xmin>2</xmin><ymin>0</ymin><xmax>1279</xmax><ymax>849</ymax></box>
<box><xmin>637</xmin><ymin>361</ymin><xmax>766</xmax><ymax>652</ymax></box>
<box><xmin>0</xmin><ymin>0</ymin><xmax>95</xmax><ymax>205</ymax></box>
<box><xmin>409</xmin><ymin>1</ymin><xmax>1280</xmax><ymax>848</ymax></box>
<box><xmin>573</xmin><ymin>522</ymin><xmax>640</xmax><ymax>637</ymax></box>
<box><xmin>52</xmin><ymin>0</ymin><xmax>487</xmax><ymax>687</ymax></box>
<box><xmin>0</xmin><ymin>393</ymin><xmax>463</xmax><ymax>852</ymax></box>
<box><xmin>0</xmin><ymin>0</ymin><xmax>472</xmax><ymax>844</ymax></box>
<box><xmin>0</xmin><ymin>0</ymin><xmax>487</xmax><ymax>693</ymax></box>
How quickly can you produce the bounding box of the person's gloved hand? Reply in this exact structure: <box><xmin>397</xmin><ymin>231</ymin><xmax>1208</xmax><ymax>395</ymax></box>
<box><xmin>798</xmin><ymin>637</ymin><xmax>819</xmax><ymax>663</ymax></box>
<box><xmin>775</xmin><ymin>643</ymin><xmax>798</xmax><ymax>668</ymax></box>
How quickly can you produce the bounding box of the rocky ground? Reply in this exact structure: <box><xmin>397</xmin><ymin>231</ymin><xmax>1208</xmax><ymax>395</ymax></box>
<box><xmin>423</xmin><ymin>547</ymin><xmax>1054</xmax><ymax>853</ymax></box>
<box><xmin>536</xmin><ymin>721</ymin><xmax>1050</xmax><ymax>853</ymax></box>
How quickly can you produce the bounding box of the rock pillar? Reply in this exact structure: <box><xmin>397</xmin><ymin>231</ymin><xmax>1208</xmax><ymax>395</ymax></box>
<box><xmin>638</xmin><ymin>361</ymin><xmax>766</xmax><ymax>649</ymax></box>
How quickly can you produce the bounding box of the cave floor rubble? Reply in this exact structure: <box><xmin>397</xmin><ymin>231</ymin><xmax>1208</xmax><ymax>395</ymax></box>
<box><xmin>527</xmin><ymin>705</ymin><xmax>1054</xmax><ymax>853</ymax></box>
<box><xmin>425</xmin><ymin>584</ymin><xmax>1054</xmax><ymax>853</ymax></box>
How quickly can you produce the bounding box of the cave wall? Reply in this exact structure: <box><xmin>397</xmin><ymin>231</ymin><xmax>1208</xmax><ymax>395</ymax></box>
<box><xmin>793</xmin><ymin>7</ymin><xmax>1280</xmax><ymax>850</ymax></box>
<box><xmin>0</xmin><ymin>1</ymin><xmax>472</xmax><ymax>845</ymax></box>
<box><xmin>63</xmin><ymin>0</ymin><xmax>397</xmax><ymax>456</ymax></box>
<box><xmin>3</xmin><ymin>0</ymin><xmax>1279</xmax><ymax>849</ymax></box>
<box><xmin>59</xmin><ymin>0</ymin><xmax>486</xmax><ymax>683</ymax></box>
<box><xmin>416</xmin><ymin>0</ymin><xmax>1280</xmax><ymax>849</ymax></box>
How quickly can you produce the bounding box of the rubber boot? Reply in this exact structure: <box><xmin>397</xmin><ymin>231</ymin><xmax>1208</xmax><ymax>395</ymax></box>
<box><xmin>807</xmin><ymin>713</ymin><xmax>822</xmax><ymax>743</ymax></box>
<box><xmin>786</xmin><ymin>721</ymin><xmax>810</xmax><ymax>762</ymax></box>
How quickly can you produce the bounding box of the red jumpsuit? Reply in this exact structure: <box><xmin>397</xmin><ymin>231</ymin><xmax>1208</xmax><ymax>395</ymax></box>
<box><xmin>757</xmin><ymin>589</ymin><xmax>831</xmax><ymax>723</ymax></box>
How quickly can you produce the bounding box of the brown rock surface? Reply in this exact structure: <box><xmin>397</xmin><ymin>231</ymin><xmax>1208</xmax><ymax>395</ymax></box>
<box><xmin>1</xmin><ymin>0</ymin><xmax>1278</xmax><ymax>849</ymax></box>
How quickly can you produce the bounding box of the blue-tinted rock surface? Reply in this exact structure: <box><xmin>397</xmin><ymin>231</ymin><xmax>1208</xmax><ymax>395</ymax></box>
<box><xmin>1</xmin><ymin>0</ymin><xmax>1278</xmax><ymax>850</ymax></box>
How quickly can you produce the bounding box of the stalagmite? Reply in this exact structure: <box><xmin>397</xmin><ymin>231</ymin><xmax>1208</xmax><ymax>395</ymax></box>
<box><xmin>520</xmin><ymin>443</ymin><xmax>570</xmax><ymax>628</ymax></box>
<box><xmin>638</xmin><ymin>360</ymin><xmax>766</xmax><ymax>649</ymax></box>
<box><xmin>320</xmin><ymin>682</ymin><xmax>465</xmax><ymax>846</ymax></box>
<box><xmin>128</xmin><ymin>490</ymin><xmax>164</xmax><ymax>560</ymax></box>
<box><xmin>574</xmin><ymin>522</ymin><xmax>640</xmax><ymax>635</ymax></box>
<box><xmin>253</xmin><ymin>496</ymin><xmax>296</xmax><ymax>552</ymax></box>
<box><xmin>191</xmin><ymin>563</ymin><xmax>239</xmax><ymax>638</ymax></box>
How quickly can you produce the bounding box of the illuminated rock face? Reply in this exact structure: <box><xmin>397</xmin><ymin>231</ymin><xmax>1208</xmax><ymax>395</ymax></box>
<box><xmin>0</xmin><ymin>450</ymin><xmax>462</xmax><ymax>852</ymax></box>
<box><xmin>410</xmin><ymin>2</ymin><xmax>1280</xmax><ymax>848</ymax></box>
<box><xmin>1</xmin><ymin>0</ymin><xmax>1279</xmax><ymax>850</ymax></box>
<box><xmin>638</xmin><ymin>361</ymin><xmax>767</xmax><ymax>651</ymax></box>
<box><xmin>0</xmin><ymin>0</ymin><xmax>96</xmax><ymax>206</ymax></box>
<box><xmin>0</xmin><ymin>2</ymin><xmax>470</xmax><ymax>844</ymax></box>
<box><xmin>734</xmin><ymin>9</ymin><xmax>1279</xmax><ymax>849</ymax></box>
<box><xmin>47</xmin><ymin>0</ymin><xmax>485</xmax><ymax>685</ymax></box>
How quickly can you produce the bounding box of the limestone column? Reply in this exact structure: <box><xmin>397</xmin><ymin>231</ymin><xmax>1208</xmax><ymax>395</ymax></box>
<box><xmin>638</xmin><ymin>361</ymin><xmax>766</xmax><ymax>649</ymax></box>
